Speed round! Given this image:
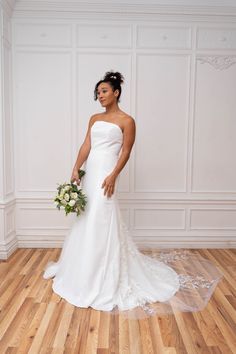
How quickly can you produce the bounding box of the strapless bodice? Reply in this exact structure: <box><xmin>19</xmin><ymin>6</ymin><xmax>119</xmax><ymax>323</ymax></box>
<box><xmin>90</xmin><ymin>120</ymin><xmax>123</xmax><ymax>156</ymax></box>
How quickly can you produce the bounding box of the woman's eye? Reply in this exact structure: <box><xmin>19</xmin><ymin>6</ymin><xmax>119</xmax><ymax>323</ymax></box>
<box><xmin>97</xmin><ymin>89</ymin><xmax>107</xmax><ymax>95</ymax></box>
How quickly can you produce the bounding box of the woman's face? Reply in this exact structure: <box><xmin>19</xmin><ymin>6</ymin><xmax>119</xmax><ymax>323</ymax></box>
<box><xmin>97</xmin><ymin>82</ymin><xmax>119</xmax><ymax>107</ymax></box>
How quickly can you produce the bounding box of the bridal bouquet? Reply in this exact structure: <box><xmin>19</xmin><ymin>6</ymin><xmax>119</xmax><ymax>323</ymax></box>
<box><xmin>54</xmin><ymin>170</ymin><xmax>87</xmax><ymax>216</ymax></box>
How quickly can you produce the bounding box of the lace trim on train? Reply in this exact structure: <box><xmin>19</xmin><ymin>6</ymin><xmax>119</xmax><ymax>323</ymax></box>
<box><xmin>117</xmin><ymin>218</ymin><xmax>217</xmax><ymax>315</ymax></box>
<box><xmin>178</xmin><ymin>274</ymin><xmax>215</xmax><ymax>290</ymax></box>
<box><xmin>157</xmin><ymin>250</ymin><xmax>216</xmax><ymax>290</ymax></box>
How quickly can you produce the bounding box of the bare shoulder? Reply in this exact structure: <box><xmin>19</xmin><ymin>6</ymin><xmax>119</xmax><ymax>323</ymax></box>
<box><xmin>122</xmin><ymin>114</ymin><xmax>136</xmax><ymax>130</ymax></box>
<box><xmin>88</xmin><ymin>113</ymin><xmax>103</xmax><ymax>126</ymax></box>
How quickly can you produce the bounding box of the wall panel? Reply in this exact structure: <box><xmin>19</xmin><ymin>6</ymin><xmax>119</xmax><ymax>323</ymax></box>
<box><xmin>135</xmin><ymin>54</ymin><xmax>190</xmax><ymax>192</ymax></box>
<box><xmin>14</xmin><ymin>51</ymin><xmax>72</xmax><ymax>194</ymax></box>
<box><xmin>192</xmin><ymin>57</ymin><xmax>236</xmax><ymax>192</ymax></box>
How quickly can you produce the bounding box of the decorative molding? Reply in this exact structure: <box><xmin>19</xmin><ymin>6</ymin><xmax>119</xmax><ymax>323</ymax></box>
<box><xmin>1</xmin><ymin>0</ymin><xmax>16</xmax><ymax>16</ymax></box>
<box><xmin>190</xmin><ymin>208</ymin><xmax>236</xmax><ymax>230</ymax></box>
<box><xmin>14</xmin><ymin>23</ymin><xmax>73</xmax><ymax>47</ymax></box>
<box><xmin>0</xmin><ymin>233</ymin><xmax>18</xmax><ymax>259</ymax></box>
<box><xmin>133</xmin><ymin>208</ymin><xmax>186</xmax><ymax>230</ymax></box>
<box><xmin>10</xmin><ymin>2</ymin><xmax>236</xmax><ymax>24</ymax></box>
<box><xmin>136</xmin><ymin>25</ymin><xmax>192</xmax><ymax>49</ymax></box>
<box><xmin>197</xmin><ymin>55</ymin><xmax>236</xmax><ymax>70</ymax></box>
<box><xmin>76</xmin><ymin>24</ymin><xmax>132</xmax><ymax>48</ymax></box>
<box><xmin>12</xmin><ymin>2</ymin><xmax>236</xmax><ymax>17</ymax></box>
<box><xmin>14</xmin><ymin>196</ymin><xmax>236</xmax><ymax>203</ymax></box>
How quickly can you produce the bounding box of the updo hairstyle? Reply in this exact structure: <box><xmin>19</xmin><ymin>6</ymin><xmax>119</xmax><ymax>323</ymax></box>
<box><xmin>94</xmin><ymin>71</ymin><xmax>124</xmax><ymax>102</ymax></box>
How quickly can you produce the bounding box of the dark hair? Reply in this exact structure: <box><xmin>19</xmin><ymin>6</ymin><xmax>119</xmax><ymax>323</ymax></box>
<box><xmin>94</xmin><ymin>71</ymin><xmax>124</xmax><ymax>102</ymax></box>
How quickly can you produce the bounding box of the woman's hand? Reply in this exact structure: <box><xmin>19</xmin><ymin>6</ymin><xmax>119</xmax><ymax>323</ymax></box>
<box><xmin>101</xmin><ymin>173</ymin><xmax>117</xmax><ymax>198</ymax></box>
<box><xmin>70</xmin><ymin>169</ymin><xmax>80</xmax><ymax>185</ymax></box>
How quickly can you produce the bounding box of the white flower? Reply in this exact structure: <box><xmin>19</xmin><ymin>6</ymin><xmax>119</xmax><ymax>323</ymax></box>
<box><xmin>60</xmin><ymin>188</ymin><xmax>65</xmax><ymax>195</ymax></box>
<box><xmin>61</xmin><ymin>199</ymin><xmax>67</xmax><ymax>206</ymax></box>
<box><xmin>54</xmin><ymin>180</ymin><xmax>87</xmax><ymax>217</ymax></box>
<box><xmin>64</xmin><ymin>193</ymin><xmax>70</xmax><ymax>201</ymax></box>
<box><xmin>69</xmin><ymin>200</ymin><xmax>76</xmax><ymax>207</ymax></box>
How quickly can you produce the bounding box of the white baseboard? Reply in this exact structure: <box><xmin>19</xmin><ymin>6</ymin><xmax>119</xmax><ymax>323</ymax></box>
<box><xmin>16</xmin><ymin>238</ymin><xmax>236</xmax><ymax>249</ymax></box>
<box><xmin>0</xmin><ymin>236</ymin><xmax>18</xmax><ymax>259</ymax></box>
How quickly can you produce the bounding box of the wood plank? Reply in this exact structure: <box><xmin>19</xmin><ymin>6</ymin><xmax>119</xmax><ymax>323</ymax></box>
<box><xmin>97</xmin><ymin>311</ymin><xmax>111</xmax><ymax>349</ymax></box>
<box><xmin>85</xmin><ymin>309</ymin><xmax>100</xmax><ymax>354</ymax></box>
<box><xmin>138</xmin><ymin>317</ymin><xmax>154</xmax><ymax>353</ymax></box>
<box><xmin>206</xmin><ymin>297</ymin><xmax>236</xmax><ymax>353</ymax></box>
<box><xmin>28</xmin><ymin>303</ymin><xmax>57</xmax><ymax>354</ymax></box>
<box><xmin>14</xmin><ymin>303</ymin><xmax>48</xmax><ymax>354</ymax></box>
<box><xmin>64</xmin><ymin>307</ymin><xmax>87</xmax><ymax>351</ymax></box>
<box><xmin>0</xmin><ymin>298</ymin><xmax>38</xmax><ymax>351</ymax></box>
<box><xmin>53</xmin><ymin>301</ymin><xmax>74</xmax><ymax>349</ymax></box>
<box><xmin>118</xmin><ymin>314</ymin><xmax>130</xmax><ymax>353</ymax></box>
<box><xmin>158</xmin><ymin>314</ymin><xmax>187</xmax><ymax>354</ymax></box>
<box><xmin>174</xmin><ymin>310</ymin><xmax>205</xmax><ymax>354</ymax></box>
<box><xmin>128</xmin><ymin>318</ymin><xmax>142</xmax><ymax>354</ymax></box>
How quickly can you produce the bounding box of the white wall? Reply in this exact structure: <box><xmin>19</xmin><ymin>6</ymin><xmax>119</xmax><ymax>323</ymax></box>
<box><xmin>3</xmin><ymin>1</ymin><xmax>236</xmax><ymax>255</ymax></box>
<box><xmin>0</xmin><ymin>0</ymin><xmax>16</xmax><ymax>259</ymax></box>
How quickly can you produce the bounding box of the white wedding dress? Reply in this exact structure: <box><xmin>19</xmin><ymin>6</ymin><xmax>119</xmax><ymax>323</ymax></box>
<box><xmin>43</xmin><ymin>120</ymin><xmax>223</xmax><ymax>318</ymax></box>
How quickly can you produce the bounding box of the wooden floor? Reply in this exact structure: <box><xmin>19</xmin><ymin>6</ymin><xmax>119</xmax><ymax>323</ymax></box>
<box><xmin>0</xmin><ymin>248</ymin><xmax>235</xmax><ymax>354</ymax></box>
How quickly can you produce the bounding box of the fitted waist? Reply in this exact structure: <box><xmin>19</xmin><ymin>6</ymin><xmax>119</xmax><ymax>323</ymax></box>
<box><xmin>85</xmin><ymin>149</ymin><xmax>119</xmax><ymax>179</ymax></box>
<box><xmin>89</xmin><ymin>148</ymin><xmax>119</xmax><ymax>157</ymax></box>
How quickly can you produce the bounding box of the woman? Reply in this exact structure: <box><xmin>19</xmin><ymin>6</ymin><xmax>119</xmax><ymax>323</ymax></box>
<box><xmin>43</xmin><ymin>71</ymin><xmax>223</xmax><ymax>318</ymax></box>
<box><xmin>70</xmin><ymin>72</ymin><xmax>135</xmax><ymax>199</ymax></box>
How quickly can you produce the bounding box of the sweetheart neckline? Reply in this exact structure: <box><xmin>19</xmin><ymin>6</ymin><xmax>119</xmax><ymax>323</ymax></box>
<box><xmin>92</xmin><ymin>120</ymin><xmax>123</xmax><ymax>134</ymax></box>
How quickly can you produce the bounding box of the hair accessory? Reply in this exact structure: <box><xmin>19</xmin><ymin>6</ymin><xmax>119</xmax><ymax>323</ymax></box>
<box><xmin>110</xmin><ymin>75</ymin><xmax>117</xmax><ymax>79</ymax></box>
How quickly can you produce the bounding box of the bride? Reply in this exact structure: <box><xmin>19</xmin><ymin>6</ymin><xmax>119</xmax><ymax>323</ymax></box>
<box><xmin>43</xmin><ymin>71</ymin><xmax>223</xmax><ymax>318</ymax></box>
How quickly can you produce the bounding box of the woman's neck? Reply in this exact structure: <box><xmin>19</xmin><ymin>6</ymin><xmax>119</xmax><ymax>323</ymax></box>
<box><xmin>104</xmin><ymin>102</ymin><xmax>119</xmax><ymax>114</ymax></box>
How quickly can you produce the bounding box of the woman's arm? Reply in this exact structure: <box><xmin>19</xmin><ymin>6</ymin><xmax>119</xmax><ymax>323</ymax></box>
<box><xmin>112</xmin><ymin>118</ymin><xmax>136</xmax><ymax>177</ymax></box>
<box><xmin>102</xmin><ymin>117</ymin><xmax>136</xmax><ymax>197</ymax></box>
<box><xmin>70</xmin><ymin>115</ymin><xmax>96</xmax><ymax>183</ymax></box>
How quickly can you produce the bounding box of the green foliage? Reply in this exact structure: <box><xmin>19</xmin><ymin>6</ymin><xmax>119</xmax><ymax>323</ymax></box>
<box><xmin>54</xmin><ymin>169</ymin><xmax>87</xmax><ymax>217</ymax></box>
